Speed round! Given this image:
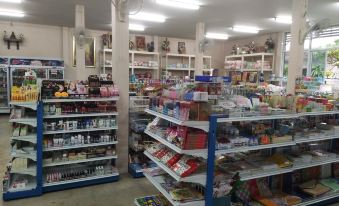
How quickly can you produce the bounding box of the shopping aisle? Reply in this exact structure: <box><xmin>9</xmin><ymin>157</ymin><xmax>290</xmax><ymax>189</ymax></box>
<box><xmin>0</xmin><ymin>115</ymin><xmax>157</xmax><ymax>206</ymax></box>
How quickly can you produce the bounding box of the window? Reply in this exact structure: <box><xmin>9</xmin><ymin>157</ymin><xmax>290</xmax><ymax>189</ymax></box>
<box><xmin>282</xmin><ymin>25</ymin><xmax>339</xmax><ymax>79</ymax></box>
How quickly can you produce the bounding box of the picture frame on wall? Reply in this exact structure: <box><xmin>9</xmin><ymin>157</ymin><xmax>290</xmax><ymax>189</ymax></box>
<box><xmin>73</xmin><ymin>36</ymin><xmax>96</xmax><ymax>68</ymax></box>
<box><xmin>136</xmin><ymin>36</ymin><xmax>146</xmax><ymax>51</ymax></box>
<box><xmin>178</xmin><ymin>42</ymin><xmax>186</xmax><ymax>54</ymax></box>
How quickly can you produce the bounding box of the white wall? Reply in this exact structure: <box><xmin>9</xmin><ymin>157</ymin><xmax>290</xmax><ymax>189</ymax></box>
<box><xmin>0</xmin><ymin>21</ymin><xmax>63</xmax><ymax>58</ymax></box>
<box><xmin>0</xmin><ymin>21</ymin><xmax>285</xmax><ymax>78</ymax></box>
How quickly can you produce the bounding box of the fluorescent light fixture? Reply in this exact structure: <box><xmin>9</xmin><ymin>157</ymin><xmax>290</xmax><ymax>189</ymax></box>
<box><xmin>0</xmin><ymin>8</ymin><xmax>24</xmax><ymax>17</ymax></box>
<box><xmin>0</xmin><ymin>0</ymin><xmax>22</xmax><ymax>3</ymax></box>
<box><xmin>232</xmin><ymin>25</ymin><xmax>259</xmax><ymax>34</ymax></box>
<box><xmin>129</xmin><ymin>24</ymin><xmax>145</xmax><ymax>31</ymax></box>
<box><xmin>156</xmin><ymin>0</ymin><xmax>200</xmax><ymax>10</ymax></box>
<box><xmin>206</xmin><ymin>32</ymin><xmax>228</xmax><ymax>40</ymax></box>
<box><xmin>274</xmin><ymin>16</ymin><xmax>292</xmax><ymax>24</ymax></box>
<box><xmin>129</xmin><ymin>12</ymin><xmax>166</xmax><ymax>23</ymax></box>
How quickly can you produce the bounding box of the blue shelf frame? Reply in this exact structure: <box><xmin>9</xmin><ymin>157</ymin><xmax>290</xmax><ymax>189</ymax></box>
<box><xmin>204</xmin><ymin>114</ymin><xmax>339</xmax><ymax>206</ymax></box>
<box><xmin>3</xmin><ymin>102</ymin><xmax>43</xmax><ymax>201</ymax></box>
<box><xmin>3</xmin><ymin>100</ymin><xmax>120</xmax><ymax>200</ymax></box>
<box><xmin>128</xmin><ymin>164</ymin><xmax>145</xmax><ymax>178</ymax></box>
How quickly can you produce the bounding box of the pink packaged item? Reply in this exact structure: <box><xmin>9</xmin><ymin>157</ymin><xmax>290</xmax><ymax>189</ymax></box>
<box><xmin>100</xmin><ymin>87</ymin><xmax>109</xmax><ymax>97</ymax></box>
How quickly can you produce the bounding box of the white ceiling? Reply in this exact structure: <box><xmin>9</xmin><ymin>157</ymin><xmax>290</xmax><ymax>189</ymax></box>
<box><xmin>0</xmin><ymin>0</ymin><xmax>339</xmax><ymax>39</ymax></box>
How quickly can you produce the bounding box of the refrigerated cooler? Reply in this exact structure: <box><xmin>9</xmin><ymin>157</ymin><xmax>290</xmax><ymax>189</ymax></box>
<box><xmin>10</xmin><ymin>58</ymin><xmax>64</xmax><ymax>87</ymax></box>
<box><xmin>0</xmin><ymin>57</ymin><xmax>10</xmax><ymax>113</ymax></box>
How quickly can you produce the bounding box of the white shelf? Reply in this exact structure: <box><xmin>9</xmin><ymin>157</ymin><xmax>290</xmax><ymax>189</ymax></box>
<box><xmin>7</xmin><ymin>182</ymin><xmax>37</xmax><ymax>193</ymax></box>
<box><xmin>9</xmin><ymin>118</ymin><xmax>37</xmax><ymax>127</ymax></box>
<box><xmin>42</xmin><ymin>97</ymin><xmax>119</xmax><ymax>103</ymax></box>
<box><xmin>295</xmin><ymin>134</ymin><xmax>339</xmax><ymax>144</ymax></box>
<box><xmin>144</xmin><ymin>151</ymin><xmax>206</xmax><ymax>185</ymax></box>
<box><xmin>10</xmin><ymin>65</ymin><xmax>64</xmax><ymax>69</ymax></box>
<box><xmin>43</xmin><ymin>155</ymin><xmax>118</xmax><ymax>167</ymax></box>
<box><xmin>131</xmin><ymin>66</ymin><xmax>159</xmax><ymax>70</ymax></box>
<box><xmin>11</xmin><ymin>150</ymin><xmax>37</xmax><ymax>161</ymax></box>
<box><xmin>295</xmin><ymin>192</ymin><xmax>339</xmax><ymax>206</ymax></box>
<box><xmin>11</xmin><ymin>134</ymin><xmax>37</xmax><ymax>144</ymax></box>
<box><xmin>299</xmin><ymin>110</ymin><xmax>339</xmax><ymax>116</ymax></box>
<box><xmin>43</xmin><ymin>126</ymin><xmax>118</xmax><ymax>135</ymax></box>
<box><xmin>44</xmin><ymin>112</ymin><xmax>118</xmax><ymax>119</ymax></box>
<box><xmin>217</xmin><ymin>111</ymin><xmax>339</xmax><ymax>123</ymax></box>
<box><xmin>241</xmin><ymin>167</ymin><xmax>293</xmax><ymax>181</ymax></box>
<box><xmin>145</xmin><ymin>129</ymin><xmax>207</xmax><ymax>158</ymax></box>
<box><xmin>292</xmin><ymin>157</ymin><xmax>338</xmax><ymax>170</ymax></box>
<box><xmin>9</xmin><ymin>101</ymin><xmax>37</xmax><ymax>110</ymax></box>
<box><xmin>166</xmin><ymin>68</ymin><xmax>195</xmax><ymax>71</ymax></box>
<box><xmin>241</xmin><ymin>157</ymin><xmax>339</xmax><ymax>181</ymax></box>
<box><xmin>166</xmin><ymin>53</ymin><xmax>194</xmax><ymax>58</ymax></box>
<box><xmin>44</xmin><ymin>141</ymin><xmax>118</xmax><ymax>152</ymax></box>
<box><xmin>215</xmin><ymin>141</ymin><xmax>295</xmax><ymax>155</ymax></box>
<box><xmin>43</xmin><ymin>173</ymin><xmax>119</xmax><ymax>187</ymax></box>
<box><xmin>224</xmin><ymin>68</ymin><xmax>273</xmax><ymax>72</ymax></box>
<box><xmin>217</xmin><ymin>113</ymin><xmax>299</xmax><ymax>123</ymax></box>
<box><xmin>145</xmin><ymin>109</ymin><xmax>209</xmax><ymax>132</ymax></box>
<box><xmin>104</xmin><ymin>49</ymin><xmax>160</xmax><ymax>56</ymax></box>
<box><xmin>225</xmin><ymin>53</ymin><xmax>274</xmax><ymax>58</ymax></box>
<box><xmin>144</xmin><ymin>172</ymin><xmax>205</xmax><ymax>206</ymax></box>
<box><xmin>10</xmin><ymin>165</ymin><xmax>36</xmax><ymax>176</ymax></box>
<box><xmin>130</xmin><ymin>50</ymin><xmax>159</xmax><ymax>55</ymax></box>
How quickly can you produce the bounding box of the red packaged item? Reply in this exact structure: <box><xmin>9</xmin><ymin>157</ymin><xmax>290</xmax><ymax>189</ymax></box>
<box><xmin>154</xmin><ymin>148</ymin><xmax>169</xmax><ymax>159</ymax></box>
<box><xmin>171</xmin><ymin>156</ymin><xmax>200</xmax><ymax>177</ymax></box>
<box><xmin>160</xmin><ymin>151</ymin><xmax>182</xmax><ymax>167</ymax></box>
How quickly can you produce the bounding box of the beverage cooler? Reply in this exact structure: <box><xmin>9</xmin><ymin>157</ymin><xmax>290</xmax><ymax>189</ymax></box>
<box><xmin>0</xmin><ymin>57</ymin><xmax>10</xmax><ymax>113</ymax></box>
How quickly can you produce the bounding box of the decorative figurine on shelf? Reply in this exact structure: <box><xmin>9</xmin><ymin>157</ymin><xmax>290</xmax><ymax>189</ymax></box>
<box><xmin>129</xmin><ymin>40</ymin><xmax>135</xmax><ymax>50</ymax></box>
<box><xmin>264</xmin><ymin>36</ymin><xmax>275</xmax><ymax>53</ymax></box>
<box><xmin>3</xmin><ymin>31</ymin><xmax>24</xmax><ymax>50</ymax></box>
<box><xmin>102</xmin><ymin>33</ymin><xmax>110</xmax><ymax>49</ymax></box>
<box><xmin>248</xmin><ymin>41</ymin><xmax>256</xmax><ymax>54</ymax></box>
<box><xmin>136</xmin><ymin>36</ymin><xmax>146</xmax><ymax>51</ymax></box>
<box><xmin>161</xmin><ymin>37</ymin><xmax>170</xmax><ymax>53</ymax></box>
<box><xmin>178</xmin><ymin>42</ymin><xmax>186</xmax><ymax>54</ymax></box>
<box><xmin>259</xmin><ymin>72</ymin><xmax>265</xmax><ymax>83</ymax></box>
<box><xmin>231</xmin><ymin>45</ymin><xmax>237</xmax><ymax>55</ymax></box>
<box><xmin>147</xmin><ymin>41</ymin><xmax>154</xmax><ymax>52</ymax></box>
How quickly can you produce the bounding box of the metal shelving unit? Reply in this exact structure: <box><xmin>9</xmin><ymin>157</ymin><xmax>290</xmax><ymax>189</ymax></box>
<box><xmin>141</xmin><ymin>109</ymin><xmax>339</xmax><ymax>206</ymax></box>
<box><xmin>0</xmin><ymin>57</ymin><xmax>10</xmax><ymax>113</ymax></box>
<box><xmin>41</xmin><ymin>97</ymin><xmax>120</xmax><ymax>192</ymax></box>
<box><xmin>102</xmin><ymin>49</ymin><xmax>160</xmax><ymax>78</ymax></box>
<box><xmin>10</xmin><ymin>58</ymin><xmax>64</xmax><ymax>88</ymax></box>
<box><xmin>165</xmin><ymin>53</ymin><xmax>212</xmax><ymax>78</ymax></box>
<box><xmin>3</xmin><ymin>102</ymin><xmax>43</xmax><ymax>201</ymax></box>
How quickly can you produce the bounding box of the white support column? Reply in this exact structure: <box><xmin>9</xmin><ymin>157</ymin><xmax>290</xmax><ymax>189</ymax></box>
<box><xmin>274</xmin><ymin>32</ymin><xmax>284</xmax><ymax>78</ymax></box>
<box><xmin>111</xmin><ymin>3</ymin><xmax>129</xmax><ymax>173</ymax></box>
<box><xmin>287</xmin><ymin>0</ymin><xmax>308</xmax><ymax>94</ymax></box>
<box><xmin>195</xmin><ymin>22</ymin><xmax>205</xmax><ymax>76</ymax></box>
<box><xmin>62</xmin><ymin>27</ymin><xmax>75</xmax><ymax>79</ymax></box>
<box><xmin>75</xmin><ymin>5</ymin><xmax>87</xmax><ymax>80</ymax></box>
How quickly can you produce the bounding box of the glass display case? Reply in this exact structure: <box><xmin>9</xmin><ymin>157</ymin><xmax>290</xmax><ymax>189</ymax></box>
<box><xmin>0</xmin><ymin>57</ymin><xmax>10</xmax><ymax>113</ymax></box>
<box><xmin>11</xmin><ymin>67</ymin><xmax>48</xmax><ymax>87</ymax></box>
<box><xmin>48</xmin><ymin>68</ymin><xmax>64</xmax><ymax>80</ymax></box>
